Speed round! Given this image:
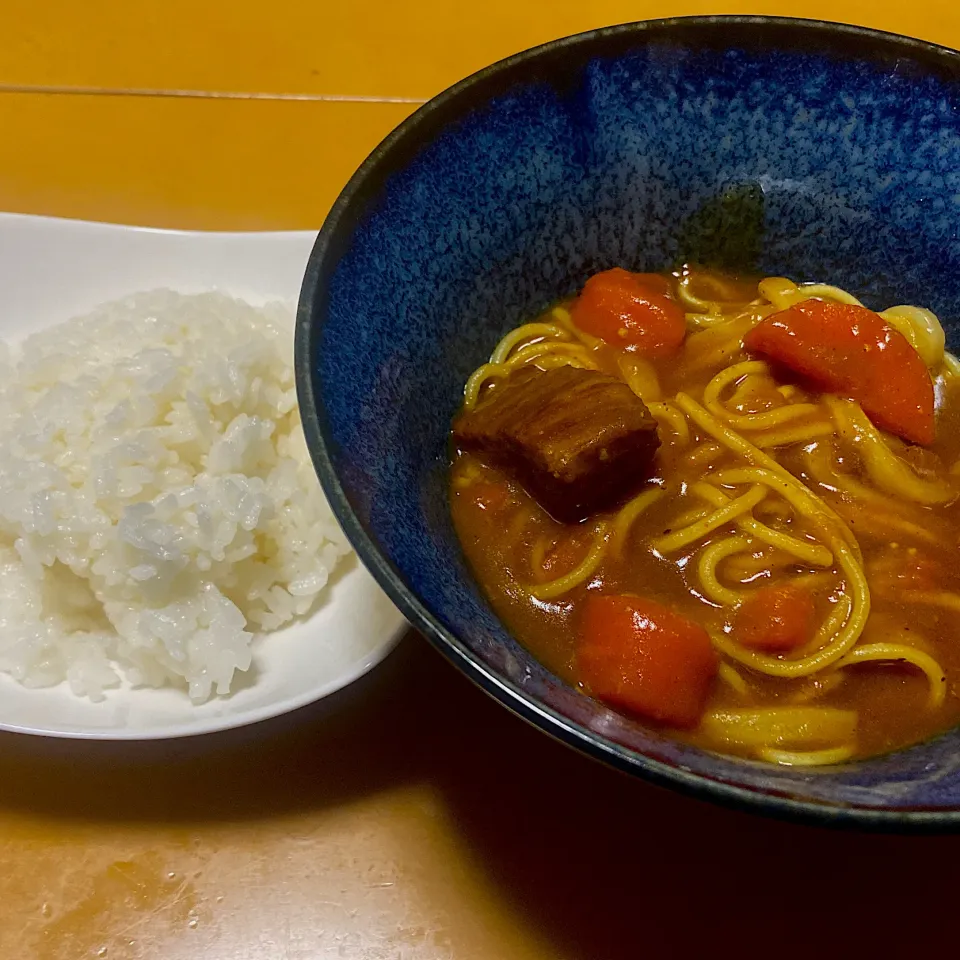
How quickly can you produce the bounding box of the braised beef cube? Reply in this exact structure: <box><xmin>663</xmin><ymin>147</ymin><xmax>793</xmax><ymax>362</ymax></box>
<box><xmin>452</xmin><ymin>365</ymin><xmax>660</xmax><ymax>522</ymax></box>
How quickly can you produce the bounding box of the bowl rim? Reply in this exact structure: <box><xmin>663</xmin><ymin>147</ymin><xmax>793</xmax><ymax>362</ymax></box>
<box><xmin>296</xmin><ymin>14</ymin><xmax>960</xmax><ymax>832</ymax></box>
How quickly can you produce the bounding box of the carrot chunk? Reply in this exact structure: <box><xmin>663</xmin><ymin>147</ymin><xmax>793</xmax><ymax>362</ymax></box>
<box><xmin>578</xmin><ymin>594</ymin><xmax>717</xmax><ymax>727</ymax></box>
<box><xmin>571</xmin><ymin>268</ymin><xmax>686</xmax><ymax>357</ymax></box>
<box><xmin>734</xmin><ymin>583</ymin><xmax>815</xmax><ymax>652</ymax></box>
<box><xmin>743</xmin><ymin>299</ymin><xmax>935</xmax><ymax>445</ymax></box>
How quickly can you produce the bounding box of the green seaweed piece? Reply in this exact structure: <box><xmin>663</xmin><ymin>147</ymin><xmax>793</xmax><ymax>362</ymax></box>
<box><xmin>676</xmin><ymin>181</ymin><xmax>766</xmax><ymax>273</ymax></box>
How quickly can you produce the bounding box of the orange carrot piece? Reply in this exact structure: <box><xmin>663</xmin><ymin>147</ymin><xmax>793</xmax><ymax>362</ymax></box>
<box><xmin>578</xmin><ymin>594</ymin><xmax>717</xmax><ymax>727</ymax></box>
<box><xmin>743</xmin><ymin>299</ymin><xmax>935</xmax><ymax>445</ymax></box>
<box><xmin>734</xmin><ymin>583</ymin><xmax>816</xmax><ymax>652</ymax></box>
<box><xmin>571</xmin><ymin>268</ymin><xmax>686</xmax><ymax>357</ymax></box>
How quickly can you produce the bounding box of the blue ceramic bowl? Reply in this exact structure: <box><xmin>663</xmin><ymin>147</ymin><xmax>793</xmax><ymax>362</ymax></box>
<box><xmin>296</xmin><ymin>17</ymin><xmax>960</xmax><ymax>830</ymax></box>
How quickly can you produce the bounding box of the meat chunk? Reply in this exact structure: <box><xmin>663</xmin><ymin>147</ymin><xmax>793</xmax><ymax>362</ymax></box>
<box><xmin>452</xmin><ymin>365</ymin><xmax>660</xmax><ymax>522</ymax></box>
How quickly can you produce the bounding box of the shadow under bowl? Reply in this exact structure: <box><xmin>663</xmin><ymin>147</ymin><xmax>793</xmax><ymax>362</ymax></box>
<box><xmin>296</xmin><ymin>16</ymin><xmax>960</xmax><ymax>830</ymax></box>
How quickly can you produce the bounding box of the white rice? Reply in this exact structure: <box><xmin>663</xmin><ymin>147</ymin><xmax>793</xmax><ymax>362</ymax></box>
<box><xmin>0</xmin><ymin>290</ymin><xmax>351</xmax><ymax>702</ymax></box>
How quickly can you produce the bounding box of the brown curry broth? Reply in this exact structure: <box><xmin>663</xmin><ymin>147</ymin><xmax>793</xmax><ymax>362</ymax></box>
<box><xmin>449</xmin><ymin>270</ymin><xmax>960</xmax><ymax>760</ymax></box>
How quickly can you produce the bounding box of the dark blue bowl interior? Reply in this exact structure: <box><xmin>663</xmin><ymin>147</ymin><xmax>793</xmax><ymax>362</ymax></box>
<box><xmin>298</xmin><ymin>18</ymin><xmax>960</xmax><ymax>827</ymax></box>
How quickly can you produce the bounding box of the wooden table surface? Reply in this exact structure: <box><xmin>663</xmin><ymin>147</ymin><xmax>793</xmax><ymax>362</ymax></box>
<box><xmin>2</xmin><ymin>3</ymin><xmax>960</xmax><ymax>958</ymax></box>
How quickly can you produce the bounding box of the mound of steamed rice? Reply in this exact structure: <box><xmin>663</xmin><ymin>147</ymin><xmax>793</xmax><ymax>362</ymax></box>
<box><xmin>0</xmin><ymin>290</ymin><xmax>351</xmax><ymax>702</ymax></box>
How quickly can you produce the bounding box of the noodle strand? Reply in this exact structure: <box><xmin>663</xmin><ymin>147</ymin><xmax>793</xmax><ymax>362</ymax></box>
<box><xmin>836</xmin><ymin>642</ymin><xmax>946</xmax><ymax>708</ymax></box>
<box><xmin>759</xmin><ymin>746</ymin><xmax>855</xmax><ymax>766</ymax></box>
<box><xmin>528</xmin><ymin>522</ymin><xmax>610</xmax><ymax>600</ymax></box>
<box><xmin>698</xmin><ymin>536</ymin><xmax>754</xmax><ymax>606</ymax></box>
<box><xmin>652</xmin><ymin>485</ymin><xmax>767</xmax><ymax>554</ymax></box>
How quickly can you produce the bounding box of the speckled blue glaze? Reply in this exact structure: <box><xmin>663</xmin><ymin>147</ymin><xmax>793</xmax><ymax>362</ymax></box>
<box><xmin>297</xmin><ymin>18</ymin><xmax>960</xmax><ymax>829</ymax></box>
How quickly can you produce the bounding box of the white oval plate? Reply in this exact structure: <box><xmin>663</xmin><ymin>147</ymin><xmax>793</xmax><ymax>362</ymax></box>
<box><xmin>0</xmin><ymin>214</ymin><xmax>407</xmax><ymax>739</ymax></box>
